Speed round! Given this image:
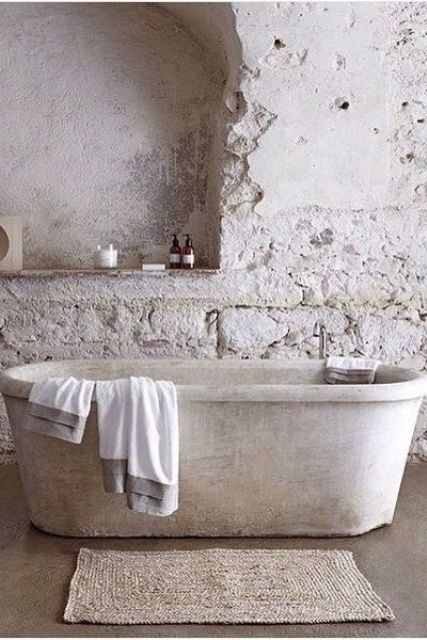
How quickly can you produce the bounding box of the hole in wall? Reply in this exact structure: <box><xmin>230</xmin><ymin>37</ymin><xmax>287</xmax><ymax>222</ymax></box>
<box><xmin>332</xmin><ymin>97</ymin><xmax>350</xmax><ymax>112</ymax></box>
<box><xmin>273</xmin><ymin>38</ymin><xmax>286</xmax><ymax>49</ymax></box>
<box><xmin>0</xmin><ymin>226</ymin><xmax>10</xmax><ymax>260</ymax></box>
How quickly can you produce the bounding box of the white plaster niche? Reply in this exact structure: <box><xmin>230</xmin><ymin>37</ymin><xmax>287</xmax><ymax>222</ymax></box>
<box><xmin>0</xmin><ymin>3</ymin><xmax>238</xmax><ymax>272</ymax></box>
<box><xmin>0</xmin><ymin>217</ymin><xmax>22</xmax><ymax>271</ymax></box>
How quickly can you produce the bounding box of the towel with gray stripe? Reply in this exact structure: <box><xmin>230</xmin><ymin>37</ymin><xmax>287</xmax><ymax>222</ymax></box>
<box><xmin>24</xmin><ymin>375</ymin><xmax>178</xmax><ymax>516</ymax></box>
<box><xmin>25</xmin><ymin>377</ymin><xmax>95</xmax><ymax>443</ymax></box>
<box><xmin>324</xmin><ymin>356</ymin><xmax>379</xmax><ymax>384</ymax></box>
<box><xmin>96</xmin><ymin>377</ymin><xmax>178</xmax><ymax>517</ymax></box>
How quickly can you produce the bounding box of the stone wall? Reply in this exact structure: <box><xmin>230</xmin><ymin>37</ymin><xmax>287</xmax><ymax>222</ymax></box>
<box><xmin>1</xmin><ymin>2</ymin><xmax>427</xmax><ymax>464</ymax></box>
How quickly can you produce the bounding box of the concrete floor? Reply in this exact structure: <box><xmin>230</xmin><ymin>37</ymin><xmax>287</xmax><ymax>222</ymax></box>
<box><xmin>1</xmin><ymin>464</ymin><xmax>426</xmax><ymax>638</ymax></box>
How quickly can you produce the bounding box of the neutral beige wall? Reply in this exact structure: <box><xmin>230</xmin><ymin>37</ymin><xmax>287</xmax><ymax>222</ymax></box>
<box><xmin>0</xmin><ymin>3</ymin><xmax>223</xmax><ymax>268</ymax></box>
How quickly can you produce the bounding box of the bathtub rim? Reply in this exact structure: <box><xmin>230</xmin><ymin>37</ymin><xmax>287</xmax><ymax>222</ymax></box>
<box><xmin>1</xmin><ymin>358</ymin><xmax>427</xmax><ymax>403</ymax></box>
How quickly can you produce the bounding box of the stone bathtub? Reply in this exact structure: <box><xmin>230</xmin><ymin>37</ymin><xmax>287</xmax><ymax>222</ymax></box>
<box><xmin>1</xmin><ymin>359</ymin><xmax>426</xmax><ymax>538</ymax></box>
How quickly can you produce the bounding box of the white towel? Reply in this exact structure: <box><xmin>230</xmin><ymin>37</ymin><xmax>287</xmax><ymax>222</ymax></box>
<box><xmin>25</xmin><ymin>377</ymin><xmax>95</xmax><ymax>443</ymax></box>
<box><xmin>96</xmin><ymin>376</ymin><xmax>179</xmax><ymax>516</ymax></box>
<box><xmin>325</xmin><ymin>356</ymin><xmax>379</xmax><ymax>385</ymax></box>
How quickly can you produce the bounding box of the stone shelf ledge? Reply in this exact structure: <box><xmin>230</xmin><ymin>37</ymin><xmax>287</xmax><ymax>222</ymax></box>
<box><xmin>0</xmin><ymin>268</ymin><xmax>219</xmax><ymax>278</ymax></box>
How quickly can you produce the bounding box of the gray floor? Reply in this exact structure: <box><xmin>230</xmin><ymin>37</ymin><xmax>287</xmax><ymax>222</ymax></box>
<box><xmin>1</xmin><ymin>463</ymin><xmax>426</xmax><ymax>638</ymax></box>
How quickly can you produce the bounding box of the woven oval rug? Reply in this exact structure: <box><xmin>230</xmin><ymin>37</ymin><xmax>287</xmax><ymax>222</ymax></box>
<box><xmin>64</xmin><ymin>548</ymin><xmax>394</xmax><ymax>624</ymax></box>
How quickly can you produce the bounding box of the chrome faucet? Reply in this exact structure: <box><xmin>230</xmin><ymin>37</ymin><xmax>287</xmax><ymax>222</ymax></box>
<box><xmin>313</xmin><ymin>321</ymin><xmax>327</xmax><ymax>359</ymax></box>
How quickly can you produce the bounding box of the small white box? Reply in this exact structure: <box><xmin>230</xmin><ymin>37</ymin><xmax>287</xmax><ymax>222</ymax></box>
<box><xmin>142</xmin><ymin>263</ymin><xmax>166</xmax><ymax>271</ymax></box>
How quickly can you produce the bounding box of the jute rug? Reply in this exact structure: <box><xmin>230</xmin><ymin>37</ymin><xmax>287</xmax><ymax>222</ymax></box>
<box><xmin>64</xmin><ymin>547</ymin><xmax>394</xmax><ymax>624</ymax></box>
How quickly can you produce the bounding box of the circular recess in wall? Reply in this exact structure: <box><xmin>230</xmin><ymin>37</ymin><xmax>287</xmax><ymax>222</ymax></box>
<box><xmin>0</xmin><ymin>225</ymin><xmax>10</xmax><ymax>260</ymax></box>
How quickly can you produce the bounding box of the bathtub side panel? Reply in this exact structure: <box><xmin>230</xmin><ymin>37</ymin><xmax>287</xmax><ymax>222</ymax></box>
<box><xmin>4</xmin><ymin>395</ymin><xmax>421</xmax><ymax>537</ymax></box>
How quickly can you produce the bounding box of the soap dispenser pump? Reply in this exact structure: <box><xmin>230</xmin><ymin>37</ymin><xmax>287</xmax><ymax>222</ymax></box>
<box><xmin>169</xmin><ymin>234</ymin><xmax>181</xmax><ymax>269</ymax></box>
<box><xmin>182</xmin><ymin>234</ymin><xmax>195</xmax><ymax>270</ymax></box>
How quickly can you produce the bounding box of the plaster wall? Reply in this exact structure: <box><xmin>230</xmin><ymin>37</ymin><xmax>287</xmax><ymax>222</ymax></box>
<box><xmin>1</xmin><ymin>2</ymin><xmax>427</xmax><ymax>464</ymax></box>
<box><xmin>0</xmin><ymin>3</ymin><xmax>223</xmax><ymax>268</ymax></box>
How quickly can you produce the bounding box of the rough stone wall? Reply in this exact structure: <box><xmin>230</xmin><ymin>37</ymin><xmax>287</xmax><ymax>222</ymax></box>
<box><xmin>1</xmin><ymin>2</ymin><xmax>427</xmax><ymax>464</ymax></box>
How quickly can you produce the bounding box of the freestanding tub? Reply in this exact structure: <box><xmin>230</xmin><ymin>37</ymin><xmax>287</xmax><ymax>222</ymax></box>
<box><xmin>1</xmin><ymin>359</ymin><xmax>426</xmax><ymax>537</ymax></box>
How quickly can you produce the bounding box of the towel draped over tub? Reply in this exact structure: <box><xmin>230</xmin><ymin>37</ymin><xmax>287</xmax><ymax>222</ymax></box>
<box><xmin>24</xmin><ymin>376</ymin><xmax>179</xmax><ymax>516</ymax></box>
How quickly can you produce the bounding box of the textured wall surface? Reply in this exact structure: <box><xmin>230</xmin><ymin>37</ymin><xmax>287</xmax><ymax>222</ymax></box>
<box><xmin>0</xmin><ymin>3</ymin><xmax>222</xmax><ymax>268</ymax></box>
<box><xmin>1</xmin><ymin>1</ymin><xmax>427</xmax><ymax>464</ymax></box>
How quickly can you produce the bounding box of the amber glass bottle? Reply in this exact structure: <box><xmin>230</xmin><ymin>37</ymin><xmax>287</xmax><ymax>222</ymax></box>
<box><xmin>181</xmin><ymin>234</ymin><xmax>195</xmax><ymax>270</ymax></box>
<box><xmin>169</xmin><ymin>234</ymin><xmax>181</xmax><ymax>269</ymax></box>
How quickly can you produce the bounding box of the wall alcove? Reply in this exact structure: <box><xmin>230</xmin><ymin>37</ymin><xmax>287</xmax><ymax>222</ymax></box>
<box><xmin>0</xmin><ymin>2</ymin><xmax>239</xmax><ymax>271</ymax></box>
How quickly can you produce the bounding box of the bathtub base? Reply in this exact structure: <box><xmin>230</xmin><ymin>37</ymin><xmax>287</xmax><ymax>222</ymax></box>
<box><xmin>28</xmin><ymin>517</ymin><xmax>393</xmax><ymax>538</ymax></box>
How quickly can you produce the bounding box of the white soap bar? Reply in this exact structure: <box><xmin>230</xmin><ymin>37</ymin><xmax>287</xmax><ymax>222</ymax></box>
<box><xmin>142</xmin><ymin>263</ymin><xmax>166</xmax><ymax>271</ymax></box>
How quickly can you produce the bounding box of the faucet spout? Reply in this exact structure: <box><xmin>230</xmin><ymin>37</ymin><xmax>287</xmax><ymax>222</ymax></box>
<box><xmin>313</xmin><ymin>321</ymin><xmax>327</xmax><ymax>359</ymax></box>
